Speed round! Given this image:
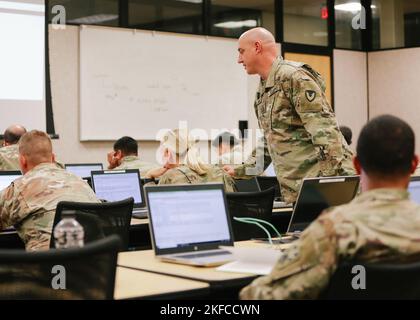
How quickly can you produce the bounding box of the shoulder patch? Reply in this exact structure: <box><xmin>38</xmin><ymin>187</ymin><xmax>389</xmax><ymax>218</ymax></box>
<box><xmin>305</xmin><ymin>90</ymin><xmax>316</xmax><ymax>102</ymax></box>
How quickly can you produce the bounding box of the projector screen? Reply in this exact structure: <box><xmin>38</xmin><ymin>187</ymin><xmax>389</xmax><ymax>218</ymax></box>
<box><xmin>0</xmin><ymin>0</ymin><xmax>46</xmax><ymax>132</ymax></box>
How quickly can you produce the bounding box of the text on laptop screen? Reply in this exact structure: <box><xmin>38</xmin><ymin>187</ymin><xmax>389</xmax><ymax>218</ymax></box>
<box><xmin>148</xmin><ymin>189</ymin><xmax>231</xmax><ymax>250</ymax></box>
<box><xmin>0</xmin><ymin>174</ymin><xmax>21</xmax><ymax>191</ymax></box>
<box><xmin>66</xmin><ymin>165</ymin><xmax>103</xmax><ymax>178</ymax></box>
<box><xmin>409</xmin><ymin>180</ymin><xmax>420</xmax><ymax>204</ymax></box>
<box><xmin>93</xmin><ymin>172</ymin><xmax>142</xmax><ymax>203</ymax></box>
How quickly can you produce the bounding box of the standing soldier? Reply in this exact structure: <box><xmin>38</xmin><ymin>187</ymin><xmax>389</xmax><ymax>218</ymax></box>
<box><xmin>225</xmin><ymin>27</ymin><xmax>354</xmax><ymax>203</ymax></box>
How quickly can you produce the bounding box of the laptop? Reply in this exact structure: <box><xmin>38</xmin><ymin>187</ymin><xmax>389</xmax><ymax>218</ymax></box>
<box><xmin>287</xmin><ymin>176</ymin><xmax>360</xmax><ymax>234</ymax></box>
<box><xmin>0</xmin><ymin>171</ymin><xmax>22</xmax><ymax>191</ymax></box>
<box><xmin>65</xmin><ymin>163</ymin><xmax>103</xmax><ymax>179</ymax></box>
<box><xmin>91</xmin><ymin>169</ymin><xmax>148</xmax><ymax>218</ymax></box>
<box><xmin>408</xmin><ymin>176</ymin><xmax>420</xmax><ymax>204</ymax></box>
<box><xmin>234</xmin><ymin>178</ymin><xmax>260</xmax><ymax>192</ymax></box>
<box><xmin>145</xmin><ymin>183</ymin><xmax>234</xmax><ymax>267</ymax></box>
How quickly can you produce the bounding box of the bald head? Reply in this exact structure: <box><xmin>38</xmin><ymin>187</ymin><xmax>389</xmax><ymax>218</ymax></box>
<box><xmin>3</xmin><ymin>125</ymin><xmax>27</xmax><ymax>145</ymax></box>
<box><xmin>239</xmin><ymin>27</ymin><xmax>276</xmax><ymax>44</ymax></box>
<box><xmin>237</xmin><ymin>27</ymin><xmax>278</xmax><ymax>78</ymax></box>
<box><xmin>19</xmin><ymin>130</ymin><xmax>54</xmax><ymax>172</ymax></box>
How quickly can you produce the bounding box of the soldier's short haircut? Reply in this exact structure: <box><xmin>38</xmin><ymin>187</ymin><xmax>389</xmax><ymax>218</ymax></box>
<box><xmin>114</xmin><ymin>136</ymin><xmax>138</xmax><ymax>156</ymax></box>
<box><xmin>212</xmin><ymin>132</ymin><xmax>238</xmax><ymax>148</ymax></box>
<box><xmin>19</xmin><ymin>130</ymin><xmax>53</xmax><ymax>165</ymax></box>
<box><xmin>340</xmin><ymin>125</ymin><xmax>352</xmax><ymax>146</ymax></box>
<box><xmin>357</xmin><ymin>115</ymin><xmax>415</xmax><ymax>176</ymax></box>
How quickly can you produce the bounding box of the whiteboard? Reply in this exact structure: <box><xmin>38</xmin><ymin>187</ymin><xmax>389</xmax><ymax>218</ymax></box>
<box><xmin>79</xmin><ymin>26</ymin><xmax>249</xmax><ymax>140</ymax></box>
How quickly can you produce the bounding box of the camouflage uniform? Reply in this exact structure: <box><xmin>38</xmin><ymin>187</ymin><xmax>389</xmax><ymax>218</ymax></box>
<box><xmin>240</xmin><ymin>188</ymin><xmax>420</xmax><ymax>299</ymax></box>
<box><xmin>159</xmin><ymin>165</ymin><xmax>236</xmax><ymax>192</ymax></box>
<box><xmin>0</xmin><ymin>162</ymin><xmax>100</xmax><ymax>251</ymax></box>
<box><xmin>114</xmin><ymin>155</ymin><xmax>158</xmax><ymax>177</ymax></box>
<box><xmin>235</xmin><ymin>57</ymin><xmax>354</xmax><ymax>203</ymax></box>
<box><xmin>0</xmin><ymin>144</ymin><xmax>20</xmax><ymax>171</ymax></box>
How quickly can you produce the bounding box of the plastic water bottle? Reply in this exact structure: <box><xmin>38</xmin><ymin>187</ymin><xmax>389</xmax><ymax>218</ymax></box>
<box><xmin>53</xmin><ymin>210</ymin><xmax>84</xmax><ymax>249</ymax></box>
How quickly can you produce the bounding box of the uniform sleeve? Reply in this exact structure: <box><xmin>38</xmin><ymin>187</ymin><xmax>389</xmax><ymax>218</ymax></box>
<box><xmin>0</xmin><ymin>183</ymin><xmax>29</xmax><ymax>229</ymax></box>
<box><xmin>234</xmin><ymin>136</ymin><xmax>272</xmax><ymax>178</ymax></box>
<box><xmin>289</xmin><ymin>70</ymin><xmax>346</xmax><ymax>174</ymax></box>
<box><xmin>240</xmin><ymin>216</ymin><xmax>339</xmax><ymax>299</ymax></box>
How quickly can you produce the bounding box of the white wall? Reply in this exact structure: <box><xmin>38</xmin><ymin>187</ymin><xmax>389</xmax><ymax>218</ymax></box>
<box><xmin>368</xmin><ymin>47</ymin><xmax>420</xmax><ymax>153</ymax></box>
<box><xmin>333</xmin><ymin>49</ymin><xmax>369</xmax><ymax>149</ymax></box>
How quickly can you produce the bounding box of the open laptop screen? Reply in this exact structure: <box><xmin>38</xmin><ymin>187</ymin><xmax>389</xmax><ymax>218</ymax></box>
<box><xmin>408</xmin><ymin>177</ymin><xmax>420</xmax><ymax>204</ymax></box>
<box><xmin>91</xmin><ymin>170</ymin><xmax>143</xmax><ymax>205</ymax></box>
<box><xmin>0</xmin><ymin>171</ymin><xmax>21</xmax><ymax>191</ymax></box>
<box><xmin>65</xmin><ymin>163</ymin><xmax>103</xmax><ymax>178</ymax></box>
<box><xmin>288</xmin><ymin>176</ymin><xmax>360</xmax><ymax>233</ymax></box>
<box><xmin>147</xmin><ymin>185</ymin><xmax>232</xmax><ymax>253</ymax></box>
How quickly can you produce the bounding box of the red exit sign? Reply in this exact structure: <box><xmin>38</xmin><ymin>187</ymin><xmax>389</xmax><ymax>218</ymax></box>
<box><xmin>321</xmin><ymin>6</ymin><xmax>328</xmax><ymax>19</ymax></box>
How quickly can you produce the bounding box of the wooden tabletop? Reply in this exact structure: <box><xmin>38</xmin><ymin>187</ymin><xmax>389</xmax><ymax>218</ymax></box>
<box><xmin>114</xmin><ymin>266</ymin><xmax>209</xmax><ymax>300</ymax></box>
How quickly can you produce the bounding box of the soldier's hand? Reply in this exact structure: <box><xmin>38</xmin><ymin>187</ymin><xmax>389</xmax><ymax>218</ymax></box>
<box><xmin>145</xmin><ymin>167</ymin><xmax>169</xmax><ymax>179</ymax></box>
<box><xmin>107</xmin><ymin>151</ymin><xmax>119</xmax><ymax>169</ymax></box>
<box><xmin>223</xmin><ymin>165</ymin><xmax>235</xmax><ymax>176</ymax></box>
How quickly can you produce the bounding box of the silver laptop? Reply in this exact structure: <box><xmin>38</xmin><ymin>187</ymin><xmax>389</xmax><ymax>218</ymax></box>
<box><xmin>65</xmin><ymin>163</ymin><xmax>103</xmax><ymax>178</ymax></box>
<box><xmin>145</xmin><ymin>183</ymin><xmax>234</xmax><ymax>267</ymax></box>
<box><xmin>408</xmin><ymin>176</ymin><xmax>420</xmax><ymax>204</ymax></box>
<box><xmin>91</xmin><ymin>169</ymin><xmax>148</xmax><ymax>218</ymax></box>
<box><xmin>0</xmin><ymin>171</ymin><xmax>22</xmax><ymax>191</ymax></box>
<box><xmin>287</xmin><ymin>176</ymin><xmax>360</xmax><ymax>234</ymax></box>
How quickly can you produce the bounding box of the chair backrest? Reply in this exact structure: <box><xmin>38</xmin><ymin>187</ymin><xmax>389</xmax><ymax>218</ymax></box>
<box><xmin>321</xmin><ymin>260</ymin><xmax>420</xmax><ymax>299</ymax></box>
<box><xmin>0</xmin><ymin>235</ymin><xmax>121</xmax><ymax>299</ymax></box>
<box><xmin>234</xmin><ymin>178</ymin><xmax>260</xmax><ymax>193</ymax></box>
<box><xmin>226</xmin><ymin>187</ymin><xmax>275</xmax><ymax>241</ymax></box>
<box><xmin>256</xmin><ymin>176</ymin><xmax>282</xmax><ymax>200</ymax></box>
<box><xmin>50</xmin><ymin>198</ymin><xmax>134</xmax><ymax>251</ymax></box>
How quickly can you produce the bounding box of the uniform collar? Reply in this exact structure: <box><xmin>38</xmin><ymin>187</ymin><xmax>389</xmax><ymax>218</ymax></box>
<box><xmin>351</xmin><ymin>188</ymin><xmax>410</xmax><ymax>204</ymax></box>
<box><xmin>263</xmin><ymin>56</ymin><xmax>282</xmax><ymax>90</ymax></box>
<box><xmin>121</xmin><ymin>155</ymin><xmax>139</xmax><ymax>163</ymax></box>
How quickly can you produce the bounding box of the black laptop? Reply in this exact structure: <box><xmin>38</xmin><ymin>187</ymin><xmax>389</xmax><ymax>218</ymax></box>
<box><xmin>65</xmin><ymin>163</ymin><xmax>103</xmax><ymax>178</ymax></box>
<box><xmin>287</xmin><ymin>176</ymin><xmax>360</xmax><ymax>233</ymax></box>
<box><xmin>91</xmin><ymin>169</ymin><xmax>148</xmax><ymax>218</ymax></box>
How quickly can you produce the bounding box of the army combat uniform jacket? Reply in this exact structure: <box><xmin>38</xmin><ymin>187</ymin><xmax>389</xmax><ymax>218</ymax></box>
<box><xmin>0</xmin><ymin>144</ymin><xmax>20</xmax><ymax>171</ymax></box>
<box><xmin>0</xmin><ymin>163</ymin><xmax>99</xmax><ymax>251</ymax></box>
<box><xmin>159</xmin><ymin>165</ymin><xmax>236</xmax><ymax>193</ymax></box>
<box><xmin>235</xmin><ymin>57</ymin><xmax>354</xmax><ymax>203</ymax></box>
<box><xmin>114</xmin><ymin>155</ymin><xmax>159</xmax><ymax>177</ymax></box>
<box><xmin>240</xmin><ymin>189</ymin><xmax>420</xmax><ymax>299</ymax></box>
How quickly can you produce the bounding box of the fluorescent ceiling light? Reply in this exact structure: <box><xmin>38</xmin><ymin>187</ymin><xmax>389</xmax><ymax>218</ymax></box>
<box><xmin>68</xmin><ymin>14</ymin><xmax>118</xmax><ymax>24</ymax></box>
<box><xmin>214</xmin><ymin>20</ymin><xmax>257</xmax><ymax>29</ymax></box>
<box><xmin>175</xmin><ymin>0</ymin><xmax>202</xmax><ymax>3</ymax></box>
<box><xmin>0</xmin><ymin>1</ymin><xmax>44</xmax><ymax>12</ymax></box>
<box><xmin>335</xmin><ymin>2</ymin><xmax>376</xmax><ymax>12</ymax></box>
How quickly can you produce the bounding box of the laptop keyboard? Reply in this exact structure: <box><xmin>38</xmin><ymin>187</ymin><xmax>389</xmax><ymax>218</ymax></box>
<box><xmin>174</xmin><ymin>250</ymin><xmax>231</xmax><ymax>259</ymax></box>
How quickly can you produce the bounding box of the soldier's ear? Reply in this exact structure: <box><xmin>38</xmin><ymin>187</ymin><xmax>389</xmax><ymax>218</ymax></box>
<box><xmin>19</xmin><ymin>154</ymin><xmax>28</xmax><ymax>173</ymax></box>
<box><xmin>353</xmin><ymin>156</ymin><xmax>362</xmax><ymax>175</ymax></box>
<box><xmin>51</xmin><ymin>153</ymin><xmax>56</xmax><ymax>163</ymax></box>
<box><xmin>410</xmin><ymin>155</ymin><xmax>419</xmax><ymax>174</ymax></box>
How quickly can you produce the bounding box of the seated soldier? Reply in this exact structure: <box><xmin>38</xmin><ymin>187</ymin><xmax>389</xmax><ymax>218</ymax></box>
<box><xmin>241</xmin><ymin>115</ymin><xmax>420</xmax><ymax>299</ymax></box>
<box><xmin>147</xmin><ymin>129</ymin><xmax>236</xmax><ymax>192</ymax></box>
<box><xmin>0</xmin><ymin>130</ymin><xmax>99</xmax><ymax>251</ymax></box>
<box><xmin>212</xmin><ymin>131</ymin><xmax>244</xmax><ymax>165</ymax></box>
<box><xmin>107</xmin><ymin>136</ymin><xmax>158</xmax><ymax>177</ymax></box>
<box><xmin>0</xmin><ymin>124</ymin><xmax>27</xmax><ymax>170</ymax></box>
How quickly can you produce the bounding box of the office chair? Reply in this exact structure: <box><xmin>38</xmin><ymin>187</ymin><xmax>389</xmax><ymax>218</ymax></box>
<box><xmin>320</xmin><ymin>260</ymin><xmax>420</xmax><ymax>299</ymax></box>
<box><xmin>226</xmin><ymin>187</ymin><xmax>275</xmax><ymax>241</ymax></box>
<box><xmin>256</xmin><ymin>176</ymin><xmax>282</xmax><ymax>200</ymax></box>
<box><xmin>50</xmin><ymin>198</ymin><xmax>134</xmax><ymax>251</ymax></box>
<box><xmin>234</xmin><ymin>177</ymin><xmax>260</xmax><ymax>193</ymax></box>
<box><xmin>0</xmin><ymin>235</ymin><xmax>121</xmax><ymax>299</ymax></box>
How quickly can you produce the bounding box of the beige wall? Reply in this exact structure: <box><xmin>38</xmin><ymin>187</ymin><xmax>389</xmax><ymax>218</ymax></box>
<box><xmin>368</xmin><ymin>47</ymin><xmax>420</xmax><ymax>153</ymax></box>
<box><xmin>333</xmin><ymin>49</ymin><xmax>368</xmax><ymax>149</ymax></box>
